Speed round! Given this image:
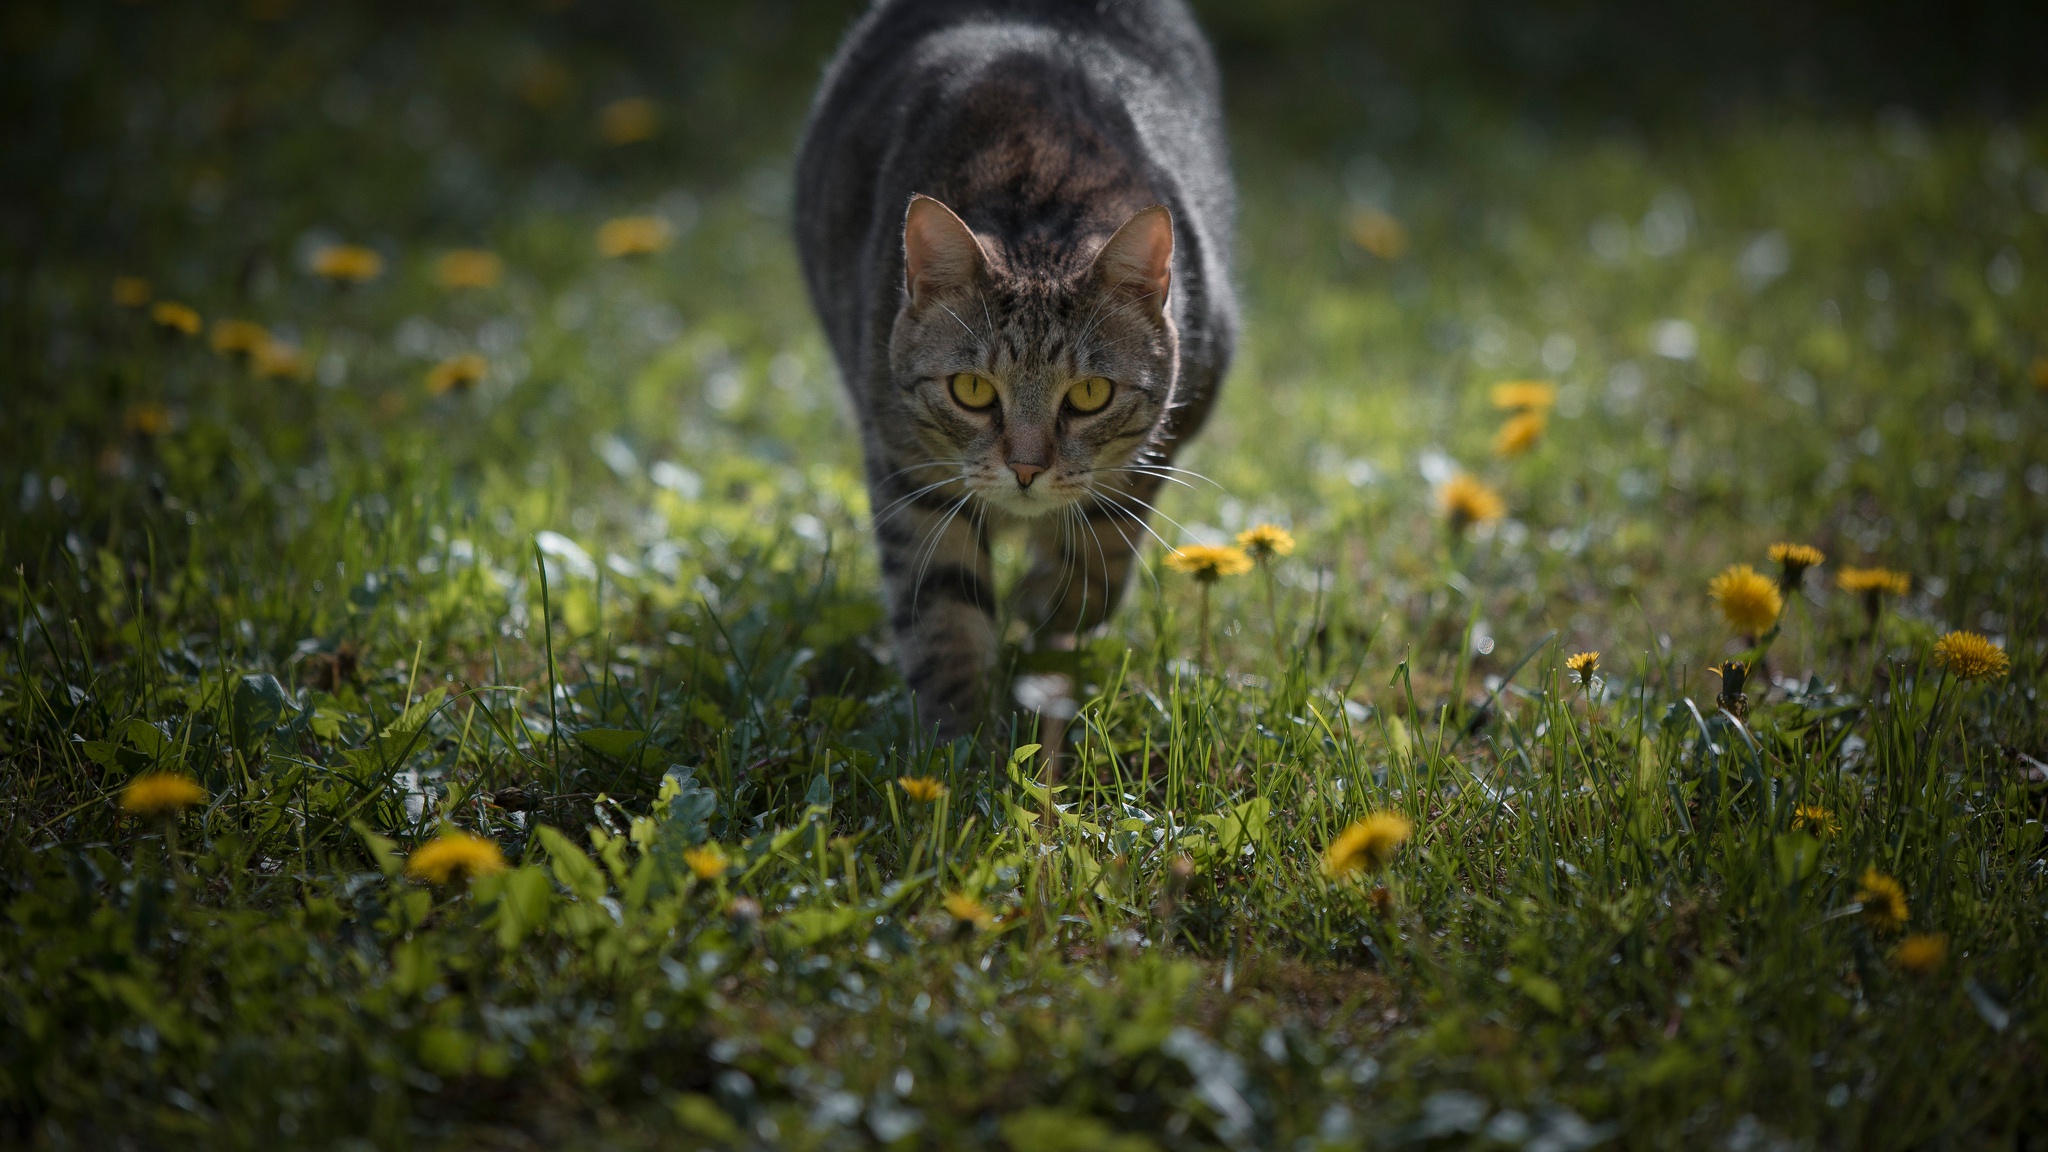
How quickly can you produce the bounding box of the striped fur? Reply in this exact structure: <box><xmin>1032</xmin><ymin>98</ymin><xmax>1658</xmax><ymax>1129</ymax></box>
<box><xmin>796</xmin><ymin>0</ymin><xmax>1237</xmax><ymax>736</ymax></box>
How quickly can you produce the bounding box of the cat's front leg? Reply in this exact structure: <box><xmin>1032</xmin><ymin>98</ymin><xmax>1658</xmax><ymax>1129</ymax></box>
<box><xmin>874</xmin><ymin>491</ymin><xmax>996</xmax><ymax>736</ymax></box>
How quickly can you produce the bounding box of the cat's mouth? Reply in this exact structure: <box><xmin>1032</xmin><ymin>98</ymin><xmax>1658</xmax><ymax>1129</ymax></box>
<box><xmin>972</xmin><ymin>474</ymin><xmax>1084</xmax><ymax>519</ymax></box>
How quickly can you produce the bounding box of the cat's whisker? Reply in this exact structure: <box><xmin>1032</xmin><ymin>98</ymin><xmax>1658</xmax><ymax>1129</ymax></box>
<box><xmin>1090</xmin><ymin>483</ymin><xmax>1199</xmax><ymax>544</ymax></box>
<box><xmin>872</xmin><ymin>474</ymin><xmax>968</xmax><ymax>526</ymax></box>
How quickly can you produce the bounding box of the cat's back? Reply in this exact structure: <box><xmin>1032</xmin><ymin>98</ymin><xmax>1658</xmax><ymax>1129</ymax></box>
<box><xmin>795</xmin><ymin>0</ymin><xmax>1234</xmax><ymax>393</ymax></box>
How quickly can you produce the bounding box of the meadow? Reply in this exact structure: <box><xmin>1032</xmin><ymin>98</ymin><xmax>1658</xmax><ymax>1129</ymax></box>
<box><xmin>3</xmin><ymin>4</ymin><xmax>2045</xmax><ymax>1149</ymax></box>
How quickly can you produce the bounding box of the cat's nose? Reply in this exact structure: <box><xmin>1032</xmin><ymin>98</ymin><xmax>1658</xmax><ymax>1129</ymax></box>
<box><xmin>1008</xmin><ymin>460</ymin><xmax>1046</xmax><ymax>487</ymax></box>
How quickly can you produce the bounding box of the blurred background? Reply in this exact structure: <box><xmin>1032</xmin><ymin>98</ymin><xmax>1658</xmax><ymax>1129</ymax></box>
<box><xmin>7</xmin><ymin>0</ymin><xmax>2045</xmax><ymax>278</ymax></box>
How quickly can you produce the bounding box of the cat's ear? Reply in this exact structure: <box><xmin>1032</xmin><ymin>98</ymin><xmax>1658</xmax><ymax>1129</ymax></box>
<box><xmin>1088</xmin><ymin>205</ymin><xmax>1173</xmax><ymax>315</ymax></box>
<box><xmin>902</xmin><ymin>195</ymin><xmax>989</xmax><ymax>308</ymax></box>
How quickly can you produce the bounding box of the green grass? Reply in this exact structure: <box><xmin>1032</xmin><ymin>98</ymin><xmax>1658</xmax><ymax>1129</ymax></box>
<box><xmin>5</xmin><ymin>5</ymin><xmax>2047</xmax><ymax>1149</ymax></box>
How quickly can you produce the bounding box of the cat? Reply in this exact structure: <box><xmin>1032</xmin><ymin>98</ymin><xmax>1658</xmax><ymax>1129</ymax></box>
<box><xmin>795</xmin><ymin>0</ymin><xmax>1237</xmax><ymax>737</ymax></box>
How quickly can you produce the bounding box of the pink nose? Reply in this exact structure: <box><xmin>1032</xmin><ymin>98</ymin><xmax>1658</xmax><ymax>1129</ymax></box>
<box><xmin>1009</xmin><ymin>461</ymin><xmax>1046</xmax><ymax>487</ymax></box>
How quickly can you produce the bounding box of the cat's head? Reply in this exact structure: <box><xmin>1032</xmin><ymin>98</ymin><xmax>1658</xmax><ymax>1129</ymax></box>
<box><xmin>886</xmin><ymin>195</ymin><xmax>1178</xmax><ymax>519</ymax></box>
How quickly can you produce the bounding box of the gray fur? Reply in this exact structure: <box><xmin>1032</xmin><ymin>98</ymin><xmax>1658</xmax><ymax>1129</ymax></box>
<box><xmin>795</xmin><ymin>0</ymin><xmax>1237</xmax><ymax>736</ymax></box>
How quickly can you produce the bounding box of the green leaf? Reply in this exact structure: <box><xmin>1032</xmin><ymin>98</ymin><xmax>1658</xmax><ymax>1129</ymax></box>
<box><xmin>534</xmin><ymin>825</ymin><xmax>607</xmax><ymax>902</ymax></box>
<box><xmin>351</xmin><ymin>819</ymin><xmax>402</xmax><ymax>879</ymax></box>
<box><xmin>655</xmin><ymin>767</ymin><xmax>717</xmax><ymax>846</ymax></box>
<box><xmin>480</xmin><ymin>865</ymin><xmax>553</xmax><ymax>949</ymax></box>
<box><xmin>229</xmin><ymin>673</ymin><xmax>293</xmax><ymax>750</ymax></box>
<box><xmin>575</xmin><ymin>727</ymin><xmax>662</xmax><ymax>767</ymax></box>
<box><xmin>1772</xmin><ymin>831</ymin><xmax>1821</xmax><ymax>888</ymax></box>
<box><xmin>121</xmin><ymin>718</ymin><xmax>172</xmax><ymax>759</ymax></box>
<box><xmin>1512</xmin><ymin>967</ymin><xmax>1564</xmax><ymax>1014</ymax></box>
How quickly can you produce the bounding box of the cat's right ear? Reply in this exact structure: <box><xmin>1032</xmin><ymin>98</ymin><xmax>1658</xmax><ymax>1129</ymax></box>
<box><xmin>902</xmin><ymin>195</ymin><xmax>989</xmax><ymax>308</ymax></box>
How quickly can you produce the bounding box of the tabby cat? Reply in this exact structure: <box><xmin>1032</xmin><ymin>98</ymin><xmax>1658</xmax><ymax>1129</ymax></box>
<box><xmin>795</xmin><ymin>0</ymin><xmax>1237</xmax><ymax>736</ymax></box>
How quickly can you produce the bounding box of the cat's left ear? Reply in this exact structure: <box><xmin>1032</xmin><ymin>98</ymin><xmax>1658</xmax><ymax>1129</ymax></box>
<box><xmin>903</xmin><ymin>194</ymin><xmax>990</xmax><ymax>309</ymax></box>
<box><xmin>1088</xmin><ymin>206</ymin><xmax>1173</xmax><ymax>317</ymax></box>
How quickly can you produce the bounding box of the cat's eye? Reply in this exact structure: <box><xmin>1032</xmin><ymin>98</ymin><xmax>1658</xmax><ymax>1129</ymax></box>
<box><xmin>949</xmin><ymin>373</ymin><xmax>997</xmax><ymax>410</ymax></box>
<box><xmin>1066</xmin><ymin>376</ymin><xmax>1113</xmax><ymax>413</ymax></box>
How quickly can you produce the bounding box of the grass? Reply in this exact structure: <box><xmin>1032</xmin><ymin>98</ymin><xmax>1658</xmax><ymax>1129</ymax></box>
<box><xmin>4</xmin><ymin>4</ymin><xmax>2047</xmax><ymax>1149</ymax></box>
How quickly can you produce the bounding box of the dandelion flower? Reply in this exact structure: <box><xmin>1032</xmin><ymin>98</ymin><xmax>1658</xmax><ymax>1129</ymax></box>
<box><xmin>597</xmin><ymin>215</ymin><xmax>673</xmax><ymax>258</ymax></box>
<box><xmin>1345</xmin><ymin>207</ymin><xmax>1407</xmax><ymax>260</ymax></box>
<box><xmin>897</xmin><ymin>775</ymin><xmax>948</xmax><ymax>803</ymax></box>
<box><xmin>209</xmin><ymin>318</ymin><xmax>271</xmax><ymax>359</ymax></box>
<box><xmin>425</xmin><ymin>353</ymin><xmax>488</xmax><ymax>395</ymax></box>
<box><xmin>112</xmin><ymin>276</ymin><xmax>152</xmax><ymax>308</ymax></box>
<box><xmin>252</xmin><ymin>339</ymin><xmax>308</xmax><ymax>380</ymax></box>
<box><xmin>124</xmin><ymin>403</ymin><xmax>172</xmax><ymax>436</ymax></box>
<box><xmin>1837</xmin><ymin>567</ymin><xmax>1910</xmax><ymax>597</ymax></box>
<box><xmin>1438</xmin><ymin>473</ymin><xmax>1505</xmax><ymax>531</ymax></box>
<box><xmin>435</xmin><ymin>249</ymin><xmax>504</xmax><ymax>290</ymax></box>
<box><xmin>1932</xmin><ymin>631</ymin><xmax>2009</xmax><ymax>681</ymax></box>
<box><xmin>150</xmin><ymin>301</ymin><xmax>202</xmax><ymax>337</ymax></box>
<box><xmin>1768</xmin><ymin>542</ymin><xmax>1824</xmax><ymax>591</ymax></box>
<box><xmin>1708</xmin><ymin>564</ymin><xmax>1782</xmax><ymax>635</ymax></box>
<box><xmin>1854</xmin><ymin>868</ymin><xmax>1908</xmax><ymax>933</ymax></box>
<box><xmin>1323</xmin><ymin>812</ymin><xmax>1414</xmax><ymax>877</ymax></box>
<box><xmin>1893</xmin><ymin>933</ymin><xmax>1948</xmax><ymax>975</ymax></box>
<box><xmin>1490</xmin><ymin>380</ymin><xmax>1558</xmax><ymax>412</ymax></box>
<box><xmin>120</xmin><ymin>774</ymin><xmax>206</xmax><ymax>816</ymax></box>
<box><xmin>1708</xmin><ymin>659</ymin><xmax>1750</xmax><ymax>719</ymax></box>
<box><xmin>1236</xmin><ymin>524</ymin><xmax>1296</xmax><ymax>561</ymax></box>
<box><xmin>1493</xmin><ymin>410</ymin><xmax>1547</xmax><ymax>457</ymax></box>
<box><xmin>598</xmin><ymin>97</ymin><xmax>660</xmax><ymax>145</ymax></box>
<box><xmin>2032</xmin><ymin>357</ymin><xmax>2048</xmax><ymax>392</ymax></box>
<box><xmin>1566</xmin><ymin>651</ymin><xmax>1599</xmax><ymax>689</ymax></box>
<box><xmin>943</xmin><ymin>892</ymin><xmax>994</xmax><ymax>930</ymax></box>
<box><xmin>311</xmin><ymin>244</ymin><xmax>384</xmax><ymax>284</ymax></box>
<box><xmin>1164</xmin><ymin>544</ymin><xmax>1253</xmax><ymax>583</ymax></box>
<box><xmin>405</xmin><ymin>832</ymin><xmax>507</xmax><ymax>886</ymax></box>
<box><xmin>1791</xmin><ymin>804</ymin><xmax>1838</xmax><ymax>837</ymax></box>
<box><xmin>682</xmin><ymin>843</ymin><xmax>729</xmax><ymax>881</ymax></box>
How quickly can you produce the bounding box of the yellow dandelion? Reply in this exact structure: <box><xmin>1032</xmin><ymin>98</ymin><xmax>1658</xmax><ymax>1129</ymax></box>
<box><xmin>124</xmin><ymin>403</ymin><xmax>173</xmax><ymax>436</ymax></box>
<box><xmin>1438</xmin><ymin>473</ymin><xmax>1505</xmax><ymax>530</ymax></box>
<box><xmin>1566</xmin><ymin>651</ymin><xmax>1599</xmax><ymax>689</ymax></box>
<box><xmin>1893</xmin><ymin>933</ymin><xmax>1948</xmax><ymax>975</ymax></box>
<box><xmin>150</xmin><ymin>301</ymin><xmax>202</xmax><ymax>337</ymax></box>
<box><xmin>252</xmin><ymin>339</ymin><xmax>308</xmax><ymax>380</ymax></box>
<box><xmin>120</xmin><ymin>774</ymin><xmax>207</xmax><ymax>816</ymax></box>
<box><xmin>311</xmin><ymin>244</ymin><xmax>384</xmax><ymax>284</ymax></box>
<box><xmin>1164</xmin><ymin>543</ymin><xmax>1253</xmax><ymax>583</ymax></box>
<box><xmin>1489</xmin><ymin>380</ymin><xmax>1558</xmax><ymax>412</ymax></box>
<box><xmin>112</xmin><ymin>276</ymin><xmax>153</xmax><ymax>308</ymax></box>
<box><xmin>1854</xmin><ymin>868</ymin><xmax>1908</xmax><ymax>934</ymax></box>
<box><xmin>434</xmin><ymin>249</ymin><xmax>504</xmax><ymax>290</ymax></box>
<box><xmin>597</xmin><ymin>215</ymin><xmax>673</xmax><ymax>258</ymax></box>
<box><xmin>1345</xmin><ymin>206</ymin><xmax>1408</xmax><ymax>260</ymax></box>
<box><xmin>598</xmin><ymin>97</ymin><xmax>660</xmax><ymax>145</ymax></box>
<box><xmin>1708</xmin><ymin>564</ymin><xmax>1783</xmax><ymax>635</ymax></box>
<box><xmin>209</xmin><ymin>318</ymin><xmax>271</xmax><ymax>359</ymax></box>
<box><xmin>425</xmin><ymin>353</ymin><xmax>489</xmax><ymax>395</ymax></box>
<box><xmin>1791</xmin><ymin>804</ymin><xmax>1839</xmax><ymax>837</ymax></box>
<box><xmin>1323</xmin><ymin>811</ymin><xmax>1414</xmax><ymax>878</ymax></box>
<box><xmin>1493</xmin><ymin>410</ymin><xmax>1547</xmax><ymax>458</ymax></box>
<box><xmin>1768</xmin><ymin>542</ymin><xmax>1824</xmax><ymax>590</ymax></box>
<box><xmin>1933</xmin><ymin>631</ymin><xmax>2008</xmax><ymax>681</ymax></box>
<box><xmin>682</xmin><ymin>843</ymin><xmax>729</xmax><ymax>881</ymax></box>
<box><xmin>1235</xmin><ymin>524</ymin><xmax>1296</xmax><ymax>561</ymax></box>
<box><xmin>943</xmin><ymin>891</ymin><xmax>995</xmax><ymax>930</ymax></box>
<box><xmin>405</xmin><ymin>832</ymin><xmax>507</xmax><ymax>886</ymax></box>
<box><xmin>2032</xmin><ymin>357</ymin><xmax>2048</xmax><ymax>392</ymax></box>
<box><xmin>1837</xmin><ymin>567</ymin><xmax>1910</xmax><ymax>597</ymax></box>
<box><xmin>897</xmin><ymin>775</ymin><xmax>948</xmax><ymax>803</ymax></box>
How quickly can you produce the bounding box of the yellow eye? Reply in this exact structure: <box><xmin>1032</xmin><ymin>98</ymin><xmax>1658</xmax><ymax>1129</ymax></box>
<box><xmin>949</xmin><ymin>373</ymin><xmax>996</xmax><ymax>410</ymax></box>
<box><xmin>1066</xmin><ymin>376</ymin><xmax>1113</xmax><ymax>413</ymax></box>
